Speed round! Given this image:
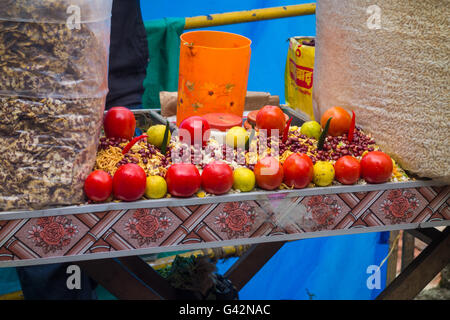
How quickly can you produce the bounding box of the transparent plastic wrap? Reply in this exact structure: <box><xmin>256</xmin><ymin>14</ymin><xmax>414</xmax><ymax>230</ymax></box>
<box><xmin>313</xmin><ymin>0</ymin><xmax>450</xmax><ymax>182</ymax></box>
<box><xmin>0</xmin><ymin>0</ymin><xmax>113</xmax><ymax>211</ymax></box>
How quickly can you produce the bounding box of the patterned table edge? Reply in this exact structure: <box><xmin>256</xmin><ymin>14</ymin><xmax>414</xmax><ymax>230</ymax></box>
<box><xmin>0</xmin><ymin>186</ymin><xmax>448</xmax><ymax>268</ymax></box>
<box><xmin>1</xmin><ymin>220</ymin><xmax>449</xmax><ymax>268</ymax></box>
<box><xmin>0</xmin><ymin>180</ymin><xmax>447</xmax><ymax>221</ymax></box>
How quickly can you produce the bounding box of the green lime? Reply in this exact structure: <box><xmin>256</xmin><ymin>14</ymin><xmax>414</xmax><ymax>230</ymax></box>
<box><xmin>233</xmin><ymin>167</ymin><xmax>256</xmax><ymax>192</ymax></box>
<box><xmin>313</xmin><ymin>161</ymin><xmax>335</xmax><ymax>187</ymax></box>
<box><xmin>226</xmin><ymin>126</ymin><xmax>248</xmax><ymax>149</ymax></box>
<box><xmin>145</xmin><ymin>176</ymin><xmax>167</xmax><ymax>199</ymax></box>
<box><xmin>300</xmin><ymin>121</ymin><xmax>322</xmax><ymax>140</ymax></box>
<box><xmin>147</xmin><ymin>125</ymin><xmax>171</xmax><ymax>149</ymax></box>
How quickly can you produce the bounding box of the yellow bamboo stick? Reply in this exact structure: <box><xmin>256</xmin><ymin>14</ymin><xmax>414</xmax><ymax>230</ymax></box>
<box><xmin>184</xmin><ymin>3</ymin><xmax>316</xmax><ymax>30</ymax></box>
<box><xmin>0</xmin><ymin>291</ymin><xmax>24</xmax><ymax>300</ymax></box>
<box><xmin>150</xmin><ymin>249</ymin><xmax>212</xmax><ymax>270</ymax></box>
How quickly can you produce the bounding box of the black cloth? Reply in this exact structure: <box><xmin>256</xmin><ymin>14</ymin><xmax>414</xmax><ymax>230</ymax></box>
<box><xmin>16</xmin><ymin>263</ymin><xmax>97</xmax><ymax>300</ymax></box>
<box><xmin>105</xmin><ymin>0</ymin><xmax>149</xmax><ymax>109</ymax></box>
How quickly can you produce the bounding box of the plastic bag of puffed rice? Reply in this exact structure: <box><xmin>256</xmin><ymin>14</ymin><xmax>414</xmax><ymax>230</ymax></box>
<box><xmin>313</xmin><ymin>0</ymin><xmax>450</xmax><ymax>182</ymax></box>
<box><xmin>0</xmin><ymin>0</ymin><xmax>113</xmax><ymax>211</ymax></box>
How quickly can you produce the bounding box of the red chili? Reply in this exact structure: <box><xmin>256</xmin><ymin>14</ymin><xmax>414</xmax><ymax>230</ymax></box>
<box><xmin>122</xmin><ymin>134</ymin><xmax>148</xmax><ymax>155</ymax></box>
<box><xmin>347</xmin><ymin>110</ymin><xmax>356</xmax><ymax>143</ymax></box>
<box><xmin>282</xmin><ymin>117</ymin><xmax>293</xmax><ymax>143</ymax></box>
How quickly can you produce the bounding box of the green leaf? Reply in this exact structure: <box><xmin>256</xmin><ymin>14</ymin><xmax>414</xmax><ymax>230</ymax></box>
<box><xmin>160</xmin><ymin>120</ymin><xmax>170</xmax><ymax>155</ymax></box>
<box><xmin>318</xmin><ymin>117</ymin><xmax>332</xmax><ymax>150</ymax></box>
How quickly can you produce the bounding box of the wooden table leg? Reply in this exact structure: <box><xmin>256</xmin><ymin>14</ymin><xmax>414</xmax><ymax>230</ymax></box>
<box><xmin>117</xmin><ymin>256</ymin><xmax>178</xmax><ymax>299</ymax></box>
<box><xmin>224</xmin><ymin>241</ymin><xmax>286</xmax><ymax>291</ymax></box>
<box><xmin>79</xmin><ymin>256</ymin><xmax>176</xmax><ymax>300</ymax></box>
<box><xmin>407</xmin><ymin>227</ymin><xmax>441</xmax><ymax>245</ymax></box>
<box><xmin>377</xmin><ymin>227</ymin><xmax>450</xmax><ymax>300</ymax></box>
<box><xmin>386</xmin><ymin>231</ymin><xmax>400</xmax><ymax>286</ymax></box>
<box><xmin>401</xmin><ymin>231</ymin><xmax>415</xmax><ymax>271</ymax></box>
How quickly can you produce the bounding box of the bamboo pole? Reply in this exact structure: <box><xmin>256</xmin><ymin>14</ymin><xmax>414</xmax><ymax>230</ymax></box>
<box><xmin>184</xmin><ymin>3</ymin><xmax>316</xmax><ymax>30</ymax></box>
<box><xmin>0</xmin><ymin>291</ymin><xmax>23</xmax><ymax>300</ymax></box>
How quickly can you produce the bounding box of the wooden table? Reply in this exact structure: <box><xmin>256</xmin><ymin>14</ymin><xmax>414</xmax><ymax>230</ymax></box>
<box><xmin>1</xmin><ymin>180</ymin><xmax>449</xmax><ymax>300</ymax></box>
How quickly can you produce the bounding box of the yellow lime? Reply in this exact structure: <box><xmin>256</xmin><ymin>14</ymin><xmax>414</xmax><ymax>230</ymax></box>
<box><xmin>232</xmin><ymin>167</ymin><xmax>256</xmax><ymax>192</ymax></box>
<box><xmin>226</xmin><ymin>126</ymin><xmax>248</xmax><ymax>149</ymax></box>
<box><xmin>313</xmin><ymin>161</ymin><xmax>335</xmax><ymax>187</ymax></box>
<box><xmin>144</xmin><ymin>176</ymin><xmax>167</xmax><ymax>199</ymax></box>
<box><xmin>147</xmin><ymin>124</ymin><xmax>171</xmax><ymax>149</ymax></box>
<box><xmin>300</xmin><ymin>121</ymin><xmax>322</xmax><ymax>140</ymax></box>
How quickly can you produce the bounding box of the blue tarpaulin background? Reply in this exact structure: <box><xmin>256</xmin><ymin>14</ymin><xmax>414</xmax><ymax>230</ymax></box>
<box><xmin>216</xmin><ymin>233</ymin><xmax>388</xmax><ymax>300</ymax></box>
<box><xmin>0</xmin><ymin>0</ymin><xmax>389</xmax><ymax>300</ymax></box>
<box><xmin>142</xmin><ymin>0</ymin><xmax>317</xmax><ymax>105</ymax></box>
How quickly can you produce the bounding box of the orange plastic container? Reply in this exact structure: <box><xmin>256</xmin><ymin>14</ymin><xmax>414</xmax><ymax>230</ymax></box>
<box><xmin>176</xmin><ymin>31</ymin><xmax>251</xmax><ymax>126</ymax></box>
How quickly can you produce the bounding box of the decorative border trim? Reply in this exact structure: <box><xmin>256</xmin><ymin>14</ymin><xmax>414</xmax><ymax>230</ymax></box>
<box><xmin>0</xmin><ymin>186</ymin><xmax>447</xmax><ymax>268</ymax></box>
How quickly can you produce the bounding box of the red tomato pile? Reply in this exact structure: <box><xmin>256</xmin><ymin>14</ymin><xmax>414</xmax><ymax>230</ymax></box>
<box><xmin>256</xmin><ymin>105</ymin><xmax>286</xmax><ymax>136</ymax></box>
<box><xmin>334</xmin><ymin>155</ymin><xmax>361</xmax><ymax>185</ymax></box>
<box><xmin>201</xmin><ymin>161</ymin><xmax>234</xmax><ymax>195</ymax></box>
<box><xmin>283</xmin><ymin>153</ymin><xmax>314</xmax><ymax>189</ymax></box>
<box><xmin>84</xmin><ymin>164</ymin><xmax>147</xmax><ymax>203</ymax></box>
<box><xmin>85</xmin><ymin>107</ymin><xmax>145</xmax><ymax>203</ymax></box>
<box><xmin>360</xmin><ymin>151</ymin><xmax>393</xmax><ymax>184</ymax></box>
<box><xmin>332</xmin><ymin>151</ymin><xmax>393</xmax><ymax>185</ymax></box>
<box><xmin>166</xmin><ymin>163</ymin><xmax>201</xmax><ymax>197</ymax></box>
<box><xmin>254</xmin><ymin>156</ymin><xmax>284</xmax><ymax>190</ymax></box>
<box><xmin>113</xmin><ymin>164</ymin><xmax>147</xmax><ymax>201</ymax></box>
<box><xmin>179</xmin><ymin>115</ymin><xmax>211</xmax><ymax>147</ymax></box>
<box><xmin>84</xmin><ymin>106</ymin><xmax>396</xmax><ymax>204</ymax></box>
<box><xmin>84</xmin><ymin>170</ymin><xmax>112</xmax><ymax>202</ymax></box>
<box><xmin>104</xmin><ymin>106</ymin><xmax>136</xmax><ymax>140</ymax></box>
<box><xmin>320</xmin><ymin>106</ymin><xmax>352</xmax><ymax>137</ymax></box>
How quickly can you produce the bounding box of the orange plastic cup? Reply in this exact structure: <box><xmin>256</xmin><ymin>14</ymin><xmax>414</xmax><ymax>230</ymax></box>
<box><xmin>176</xmin><ymin>31</ymin><xmax>251</xmax><ymax>126</ymax></box>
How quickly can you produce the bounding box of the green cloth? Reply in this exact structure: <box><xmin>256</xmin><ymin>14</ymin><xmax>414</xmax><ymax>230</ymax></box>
<box><xmin>142</xmin><ymin>17</ymin><xmax>185</xmax><ymax>109</ymax></box>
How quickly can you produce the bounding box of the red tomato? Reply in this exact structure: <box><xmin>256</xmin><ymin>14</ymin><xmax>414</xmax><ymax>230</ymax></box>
<box><xmin>256</xmin><ymin>105</ymin><xmax>286</xmax><ymax>136</ymax></box>
<box><xmin>179</xmin><ymin>116</ymin><xmax>211</xmax><ymax>147</ymax></box>
<box><xmin>201</xmin><ymin>161</ymin><xmax>233</xmax><ymax>195</ymax></box>
<box><xmin>104</xmin><ymin>107</ymin><xmax>136</xmax><ymax>140</ymax></box>
<box><xmin>166</xmin><ymin>163</ymin><xmax>201</xmax><ymax>197</ymax></box>
<box><xmin>254</xmin><ymin>156</ymin><xmax>284</xmax><ymax>190</ymax></box>
<box><xmin>283</xmin><ymin>153</ymin><xmax>314</xmax><ymax>189</ymax></box>
<box><xmin>360</xmin><ymin>151</ymin><xmax>393</xmax><ymax>184</ymax></box>
<box><xmin>320</xmin><ymin>106</ymin><xmax>351</xmax><ymax>137</ymax></box>
<box><xmin>84</xmin><ymin>170</ymin><xmax>112</xmax><ymax>202</ymax></box>
<box><xmin>112</xmin><ymin>164</ymin><xmax>147</xmax><ymax>201</ymax></box>
<box><xmin>334</xmin><ymin>156</ymin><xmax>361</xmax><ymax>185</ymax></box>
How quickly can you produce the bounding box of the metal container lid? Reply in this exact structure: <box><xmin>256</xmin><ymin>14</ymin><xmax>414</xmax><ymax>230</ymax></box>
<box><xmin>202</xmin><ymin>113</ymin><xmax>243</xmax><ymax>132</ymax></box>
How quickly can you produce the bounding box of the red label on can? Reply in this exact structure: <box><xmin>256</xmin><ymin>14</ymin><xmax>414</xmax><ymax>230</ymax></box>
<box><xmin>289</xmin><ymin>58</ymin><xmax>314</xmax><ymax>90</ymax></box>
